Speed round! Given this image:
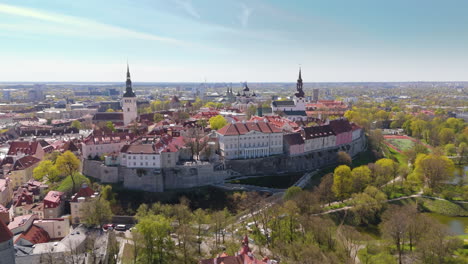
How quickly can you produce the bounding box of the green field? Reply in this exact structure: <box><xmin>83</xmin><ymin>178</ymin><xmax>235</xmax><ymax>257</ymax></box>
<box><xmin>386</xmin><ymin>138</ymin><xmax>415</xmax><ymax>152</ymax></box>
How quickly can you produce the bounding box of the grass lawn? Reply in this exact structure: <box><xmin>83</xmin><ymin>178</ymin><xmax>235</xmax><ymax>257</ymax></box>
<box><xmin>55</xmin><ymin>173</ymin><xmax>91</xmax><ymax>193</ymax></box>
<box><xmin>228</xmin><ymin>173</ymin><xmax>304</xmax><ymax>189</ymax></box>
<box><xmin>386</xmin><ymin>146</ymin><xmax>407</xmax><ymax>164</ymax></box>
<box><xmin>386</xmin><ymin>138</ymin><xmax>415</xmax><ymax>152</ymax></box>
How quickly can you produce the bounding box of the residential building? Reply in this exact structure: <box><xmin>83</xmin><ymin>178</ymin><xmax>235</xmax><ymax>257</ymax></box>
<box><xmin>8</xmin><ymin>214</ymin><xmax>38</xmax><ymax>235</ymax></box>
<box><xmin>283</xmin><ymin>133</ymin><xmax>305</xmax><ymax>156</ymax></box>
<box><xmin>216</xmin><ymin>120</ymin><xmax>283</xmax><ymax>160</ymax></box>
<box><xmin>119</xmin><ymin>134</ymin><xmax>185</xmax><ymax>169</ymax></box>
<box><xmin>43</xmin><ymin>191</ymin><xmax>65</xmax><ymax>219</ymax></box>
<box><xmin>33</xmin><ymin>218</ymin><xmax>70</xmax><ymax>240</ymax></box>
<box><xmin>0</xmin><ymin>205</ymin><xmax>9</xmax><ymax>225</ymax></box>
<box><xmin>70</xmin><ymin>184</ymin><xmax>96</xmax><ymax>224</ymax></box>
<box><xmin>15</xmin><ymin>225</ymin><xmax>50</xmax><ymax>246</ymax></box>
<box><xmin>0</xmin><ymin>178</ymin><xmax>12</xmax><ymax>207</ymax></box>
<box><xmin>81</xmin><ymin>130</ymin><xmax>137</xmax><ymax>159</ymax></box>
<box><xmin>0</xmin><ymin>219</ymin><xmax>15</xmax><ymax>264</ymax></box>
<box><xmin>329</xmin><ymin>119</ymin><xmax>353</xmax><ymax>145</ymax></box>
<box><xmin>7</xmin><ymin>156</ymin><xmax>41</xmax><ymax>189</ymax></box>
<box><xmin>301</xmin><ymin>125</ymin><xmax>336</xmax><ymax>152</ymax></box>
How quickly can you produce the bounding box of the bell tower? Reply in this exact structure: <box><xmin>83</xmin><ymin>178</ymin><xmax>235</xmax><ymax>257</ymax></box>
<box><xmin>122</xmin><ymin>64</ymin><xmax>138</xmax><ymax>125</ymax></box>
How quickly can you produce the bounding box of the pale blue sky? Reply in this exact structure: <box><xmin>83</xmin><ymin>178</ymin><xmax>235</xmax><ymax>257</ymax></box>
<box><xmin>1</xmin><ymin>0</ymin><xmax>467</xmax><ymax>82</ymax></box>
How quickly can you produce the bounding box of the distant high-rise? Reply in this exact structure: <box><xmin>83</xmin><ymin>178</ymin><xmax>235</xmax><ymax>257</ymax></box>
<box><xmin>313</xmin><ymin>88</ymin><xmax>319</xmax><ymax>102</ymax></box>
<box><xmin>122</xmin><ymin>64</ymin><xmax>138</xmax><ymax>126</ymax></box>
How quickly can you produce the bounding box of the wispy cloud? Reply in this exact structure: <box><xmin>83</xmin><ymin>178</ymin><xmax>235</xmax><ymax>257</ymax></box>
<box><xmin>0</xmin><ymin>3</ymin><xmax>183</xmax><ymax>44</ymax></box>
<box><xmin>173</xmin><ymin>0</ymin><xmax>200</xmax><ymax>19</ymax></box>
<box><xmin>238</xmin><ymin>3</ymin><xmax>253</xmax><ymax>28</ymax></box>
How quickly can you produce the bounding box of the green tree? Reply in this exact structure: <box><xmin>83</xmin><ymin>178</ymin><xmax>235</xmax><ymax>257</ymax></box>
<box><xmin>332</xmin><ymin>165</ymin><xmax>353</xmax><ymax>200</ymax></box>
<box><xmin>153</xmin><ymin>113</ymin><xmax>164</xmax><ymax>123</ymax></box>
<box><xmin>55</xmin><ymin>151</ymin><xmax>81</xmax><ymax>194</ymax></box>
<box><xmin>135</xmin><ymin>214</ymin><xmax>174</xmax><ymax>264</ymax></box>
<box><xmin>283</xmin><ymin>186</ymin><xmax>302</xmax><ymax>201</ymax></box>
<box><xmin>70</xmin><ymin>120</ymin><xmax>82</xmax><ymax>130</ymax></box>
<box><xmin>351</xmin><ymin>165</ymin><xmax>372</xmax><ymax>193</ymax></box>
<box><xmin>414</xmin><ymin>154</ymin><xmax>455</xmax><ymax>190</ymax></box>
<box><xmin>33</xmin><ymin>160</ymin><xmax>60</xmax><ymax>182</ymax></box>
<box><xmin>350</xmin><ymin>186</ymin><xmax>387</xmax><ymax>224</ymax></box>
<box><xmin>374</xmin><ymin>158</ymin><xmax>399</xmax><ymax>187</ymax></box>
<box><xmin>337</xmin><ymin>151</ymin><xmax>352</xmax><ymax>166</ymax></box>
<box><xmin>106</xmin><ymin>121</ymin><xmax>116</xmax><ymax>132</ymax></box>
<box><xmin>81</xmin><ymin>197</ymin><xmax>113</xmax><ymax>227</ymax></box>
<box><xmin>438</xmin><ymin>128</ymin><xmax>455</xmax><ymax>145</ymax></box>
<box><xmin>208</xmin><ymin>115</ymin><xmax>228</xmax><ymax>130</ymax></box>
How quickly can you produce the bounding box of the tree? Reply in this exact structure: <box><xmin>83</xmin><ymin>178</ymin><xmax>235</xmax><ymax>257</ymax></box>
<box><xmin>351</xmin><ymin>165</ymin><xmax>372</xmax><ymax>193</ymax></box>
<box><xmin>350</xmin><ymin>186</ymin><xmax>387</xmax><ymax>225</ymax></box>
<box><xmin>246</xmin><ymin>105</ymin><xmax>257</xmax><ymax>119</ymax></box>
<box><xmin>368</xmin><ymin>129</ymin><xmax>384</xmax><ymax>153</ymax></box>
<box><xmin>208</xmin><ymin>115</ymin><xmax>227</xmax><ymax>130</ymax></box>
<box><xmin>153</xmin><ymin>113</ymin><xmax>164</xmax><ymax>123</ymax></box>
<box><xmin>438</xmin><ymin>128</ymin><xmax>455</xmax><ymax>145</ymax></box>
<box><xmin>70</xmin><ymin>120</ymin><xmax>82</xmax><ymax>130</ymax></box>
<box><xmin>332</xmin><ymin>165</ymin><xmax>352</xmax><ymax>200</ymax></box>
<box><xmin>106</xmin><ymin>121</ymin><xmax>116</xmax><ymax>132</ymax></box>
<box><xmin>283</xmin><ymin>186</ymin><xmax>302</xmax><ymax>201</ymax></box>
<box><xmin>136</xmin><ymin>214</ymin><xmax>174</xmax><ymax>264</ymax></box>
<box><xmin>315</xmin><ymin>173</ymin><xmax>335</xmax><ymax>205</ymax></box>
<box><xmin>380</xmin><ymin>205</ymin><xmax>410</xmax><ymax>264</ymax></box>
<box><xmin>55</xmin><ymin>151</ymin><xmax>81</xmax><ymax>194</ymax></box>
<box><xmin>81</xmin><ymin>197</ymin><xmax>113</xmax><ymax>227</ymax></box>
<box><xmin>337</xmin><ymin>151</ymin><xmax>352</xmax><ymax>166</ymax></box>
<box><xmin>193</xmin><ymin>208</ymin><xmax>208</xmax><ymax>255</ymax></box>
<box><xmin>414</xmin><ymin>154</ymin><xmax>455</xmax><ymax>190</ymax></box>
<box><xmin>374</xmin><ymin>158</ymin><xmax>398</xmax><ymax>187</ymax></box>
<box><xmin>33</xmin><ymin>160</ymin><xmax>60</xmax><ymax>182</ymax></box>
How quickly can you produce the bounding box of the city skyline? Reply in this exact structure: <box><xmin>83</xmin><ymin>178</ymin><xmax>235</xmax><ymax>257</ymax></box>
<box><xmin>1</xmin><ymin>0</ymin><xmax>468</xmax><ymax>82</ymax></box>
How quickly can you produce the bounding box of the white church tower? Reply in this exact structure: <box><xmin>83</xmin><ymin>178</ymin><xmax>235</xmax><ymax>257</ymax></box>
<box><xmin>122</xmin><ymin>64</ymin><xmax>138</xmax><ymax>126</ymax></box>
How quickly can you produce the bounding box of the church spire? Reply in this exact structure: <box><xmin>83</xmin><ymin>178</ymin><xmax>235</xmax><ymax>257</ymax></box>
<box><xmin>123</xmin><ymin>63</ymin><xmax>136</xmax><ymax>97</ymax></box>
<box><xmin>295</xmin><ymin>67</ymin><xmax>304</xmax><ymax>98</ymax></box>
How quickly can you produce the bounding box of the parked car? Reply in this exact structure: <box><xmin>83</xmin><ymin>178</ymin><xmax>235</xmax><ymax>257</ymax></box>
<box><xmin>115</xmin><ymin>224</ymin><xmax>127</xmax><ymax>231</ymax></box>
<box><xmin>103</xmin><ymin>224</ymin><xmax>115</xmax><ymax>231</ymax></box>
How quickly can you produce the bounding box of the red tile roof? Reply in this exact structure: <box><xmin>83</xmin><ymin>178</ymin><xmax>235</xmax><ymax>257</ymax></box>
<box><xmin>302</xmin><ymin>125</ymin><xmax>335</xmax><ymax>139</ymax></box>
<box><xmin>12</xmin><ymin>156</ymin><xmax>41</xmax><ymax>171</ymax></box>
<box><xmin>217</xmin><ymin>121</ymin><xmax>282</xmax><ymax>136</ymax></box>
<box><xmin>44</xmin><ymin>191</ymin><xmax>64</xmax><ymax>208</ymax></box>
<box><xmin>13</xmin><ymin>188</ymin><xmax>34</xmax><ymax>207</ymax></box>
<box><xmin>329</xmin><ymin>119</ymin><xmax>353</xmax><ymax>134</ymax></box>
<box><xmin>83</xmin><ymin>131</ymin><xmax>137</xmax><ymax>145</ymax></box>
<box><xmin>71</xmin><ymin>184</ymin><xmax>95</xmax><ymax>202</ymax></box>
<box><xmin>7</xmin><ymin>141</ymin><xmax>40</xmax><ymax>156</ymax></box>
<box><xmin>0</xmin><ymin>218</ymin><xmax>13</xmax><ymax>243</ymax></box>
<box><xmin>16</xmin><ymin>225</ymin><xmax>50</xmax><ymax>244</ymax></box>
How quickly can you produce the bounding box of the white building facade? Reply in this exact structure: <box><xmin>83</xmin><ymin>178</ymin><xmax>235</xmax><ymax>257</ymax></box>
<box><xmin>216</xmin><ymin>121</ymin><xmax>283</xmax><ymax>160</ymax></box>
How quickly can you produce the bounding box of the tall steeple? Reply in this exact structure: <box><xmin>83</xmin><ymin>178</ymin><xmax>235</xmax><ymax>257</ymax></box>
<box><xmin>295</xmin><ymin>67</ymin><xmax>305</xmax><ymax>98</ymax></box>
<box><xmin>123</xmin><ymin>63</ymin><xmax>136</xmax><ymax>97</ymax></box>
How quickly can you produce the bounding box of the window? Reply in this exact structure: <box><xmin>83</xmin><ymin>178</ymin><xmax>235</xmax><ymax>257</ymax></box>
<box><xmin>58</xmin><ymin>231</ymin><xmax>61</xmax><ymax>236</ymax></box>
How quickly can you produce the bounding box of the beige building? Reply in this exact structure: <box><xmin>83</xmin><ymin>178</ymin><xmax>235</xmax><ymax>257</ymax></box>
<box><xmin>8</xmin><ymin>156</ymin><xmax>41</xmax><ymax>189</ymax></box>
<box><xmin>70</xmin><ymin>184</ymin><xmax>97</xmax><ymax>224</ymax></box>
<box><xmin>0</xmin><ymin>178</ymin><xmax>12</xmax><ymax>207</ymax></box>
<box><xmin>34</xmin><ymin>218</ymin><xmax>70</xmax><ymax>239</ymax></box>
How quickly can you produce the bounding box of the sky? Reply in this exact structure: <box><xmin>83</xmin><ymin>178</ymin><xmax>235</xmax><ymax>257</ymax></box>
<box><xmin>1</xmin><ymin>0</ymin><xmax>468</xmax><ymax>82</ymax></box>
